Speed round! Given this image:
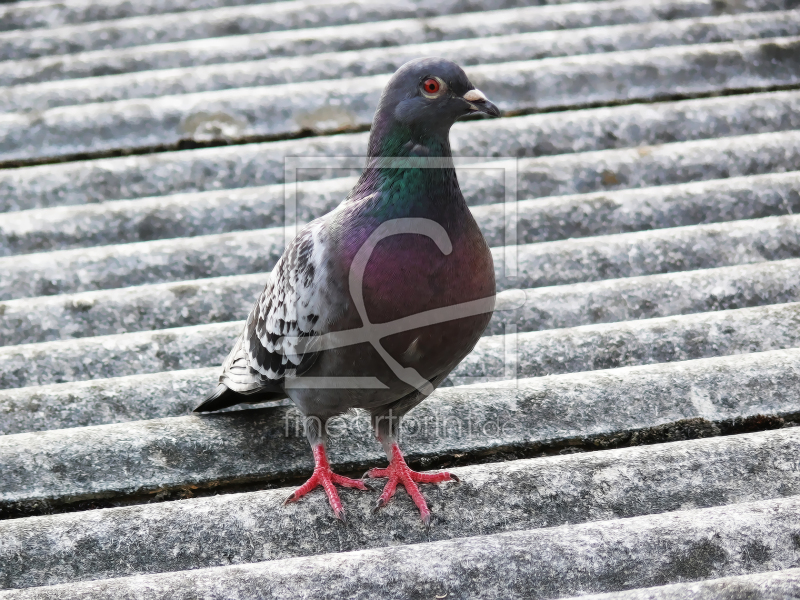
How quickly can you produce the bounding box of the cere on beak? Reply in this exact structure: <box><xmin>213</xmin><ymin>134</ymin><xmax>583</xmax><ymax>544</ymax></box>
<box><xmin>463</xmin><ymin>88</ymin><xmax>501</xmax><ymax>118</ymax></box>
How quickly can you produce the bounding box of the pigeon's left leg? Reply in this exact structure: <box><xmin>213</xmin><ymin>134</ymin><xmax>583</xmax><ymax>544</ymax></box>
<box><xmin>365</xmin><ymin>411</ymin><xmax>459</xmax><ymax>527</ymax></box>
<box><xmin>283</xmin><ymin>415</ymin><xmax>368</xmax><ymax>521</ymax></box>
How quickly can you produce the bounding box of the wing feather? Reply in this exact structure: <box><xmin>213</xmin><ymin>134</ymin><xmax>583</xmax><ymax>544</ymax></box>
<box><xmin>219</xmin><ymin>220</ymin><xmax>328</xmax><ymax>393</ymax></box>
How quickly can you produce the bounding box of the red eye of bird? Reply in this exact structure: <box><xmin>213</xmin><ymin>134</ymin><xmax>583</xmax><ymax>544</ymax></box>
<box><xmin>422</xmin><ymin>78</ymin><xmax>440</xmax><ymax>94</ymax></box>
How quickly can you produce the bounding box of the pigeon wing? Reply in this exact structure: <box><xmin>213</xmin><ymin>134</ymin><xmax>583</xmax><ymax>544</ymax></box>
<box><xmin>219</xmin><ymin>220</ymin><xmax>329</xmax><ymax>394</ymax></box>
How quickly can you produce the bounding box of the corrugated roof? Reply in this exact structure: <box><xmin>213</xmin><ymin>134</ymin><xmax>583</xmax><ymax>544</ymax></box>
<box><xmin>1</xmin><ymin>0</ymin><xmax>800</xmax><ymax>597</ymax></box>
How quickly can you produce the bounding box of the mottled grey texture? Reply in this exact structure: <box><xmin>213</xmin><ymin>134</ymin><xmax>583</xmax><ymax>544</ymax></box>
<box><xmin>486</xmin><ymin>259</ymin><xmax>800</xmax><ymax>336</ymax></box>
<box><xmin>0</xmin><ymin>322</ymin><xmax>239</xmax><ymax>389</ymax></box>
<box><xmin>3</xmin><ymin>208</ymin><xmax>800</xmax><ymax>301</ymax></box>
<box><xmin>7</xmin><ymin>11</ymin><xmax>799</xmax><ymax>113</ymax></box>
<box><xmin>0</xmin><ymin>0</ymin><xmax>570</xmax><ymax>61</ymax></box>
<box><xmin>502</xmin><ymin>214</ymin><xmax>800</xmax><ymax>291</ymax></box>
<box><xmin>6</xmin><ymin>281</ymin><xmax>800</xmax><ymax>432</ymax></box>
<box><xmin>0</xmin><ymin>367</ymin><xmax>221</xmax><ymax>435</ymax></box>
<box><xmin>0</xmin><ymin>274</ymin><xmax>264</xmax><ymax>345</ymax></box>
<box><xmin>0</xmin><ymin>178</ymin><xmax>355</xmax><ymax>255</ymax></box>
<box><xmin>2</xmin><ymin>347</ymin><xmax>800</xmax><ymax>512</ymax></box>
<box><xmin>3</xmin><ymin>495</ymin><xmax>800</xmax><ymax>599</ymax></box>
<box><xmin>6</xmin><ymin>88</ymin><xmax>800</xmax><ymax>212</ymax></box>
<box><xmin>509</xmin><ymin>129</ymin><xmax>800</xmax><ymax>200</ymax></box>
<box><xmin>0</xmin><ymin>0</ymin><xmax>747</xmax><ymax>80</ymax></box>
<box><xmin>483</xmin><ymin>171</ymin><xmax>800</xmax><ymax>248</ymax></box>
<box><xmin>0</xmin><ymin>226</ymin><xmax>285</xmax><ymax>300</ymax></box>
<box><xmin>4</xmin><ymin>255</ymin><xmax>800</xmax><ymax>347</ymax></box>
<box><xmin>6</xmin><ymin>37</ymin><xmax>800</xmax><ymax>163</ymax></box>
<box><xmin>574</xmin><ymin>568</ymin><xmax>800</xmax><ymax>600</ymax></box>
<box><xmin>3</xmin><ymin>296</ymin><xmax>800</xmax><ymax>392</ymax></box>
<box><xmin>454</xmin><ymin>301</ymin><xmax>800</xmax><ymax>385</ymax></box>
<box><xmin>5</xmin><ymin>159</ymin><xmax>799</xmax><ymax>255</ymax></box>
<box><xmin>0</xmin><ymin>0</ymin><xmax>284</xmax><ymax>32</ymax></box>
<box><xmin>0</xmin><ymin>428</ymin><xmax>798</xmax><ymax>590</ymax></box>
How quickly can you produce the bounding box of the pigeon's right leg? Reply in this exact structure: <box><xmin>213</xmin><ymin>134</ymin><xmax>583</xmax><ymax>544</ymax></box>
<box><xmin>283</xmin><ymin>415</ymin><xmax>368</xmax><ymax>521</ymax></box>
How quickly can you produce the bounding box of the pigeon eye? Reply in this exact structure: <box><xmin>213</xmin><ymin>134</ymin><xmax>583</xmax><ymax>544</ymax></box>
<box><xmin>422</xmin><ymin>78</ymin><xmax>441</xmax><ymax>94</ymax></box>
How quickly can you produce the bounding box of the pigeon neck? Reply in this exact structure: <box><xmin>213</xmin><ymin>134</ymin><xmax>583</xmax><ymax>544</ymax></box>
<box><xmin>350</xmin><ymin>119</ymin><xmax>461</xmax><ymax>217</ymax></box>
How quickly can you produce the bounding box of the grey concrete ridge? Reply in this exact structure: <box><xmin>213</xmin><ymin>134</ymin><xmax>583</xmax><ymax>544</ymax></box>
<box><xmin>3</xmin><ymin>491</ymin><xmax>800</xmax><ymax>598</ymax></box>
<box><xmin>0</xmin><ymin>0</ymin><xmax>575</xmax><ymax>61</ymax></box>
<box><xmin>0</xmin><ymin>321</ymin><xmax>238</xmax><ymax>390</ymax></box>
<box><xmin>3</xmin><ymin>256</ymin><xmax>800</xmax><ymax>348</ymax></box>
<box><xmin>4</xmin><ymin>294</ymin><xmax>800</xmax><ymax>391</ymax></box>
<box><xmin>6</xmin><ymin>11</ymin><xmax>799</xmax><ymax>113</ymax></box>
<box><xmin>3</xmin><ymin>300</ymin><xmax>800</xmax><ymax>431</ymax></box>
<box><xmin>2</xmin><ymin>0</ymin><xmax>792</xmax><ymax>86</ymax></box>
<box><xmin>0</xmin><ymin>226</ymin><xmax>285</xmax><ymax>300</ymax></box>
<box><xmin>4</xmin><ymin>160</ymin><xmax>799</xmax><ymax>255</ymax></box>
<box><xmin>4</xmin><ymin>125</ymin><xmax>800</xmax><ymax>259</ymax></box>
<box><xmin>574</xmin><ymin>569</ymin><xmax>800</xmax><ymax>600</ymax></box>
<box><xmin>0</xmin><ymin>428</ymin><xmax>796</xmax><ymax>590</ymax></box>
<box><xmin>6</xmin><ymin>89</ymin><xmax>799</xmax><ymax>213</ymax></box>
<box><xmin>512</xmin><ymin>130</ymin><xmax>800</xmax><ymax>199</ymax></box>
<box><xmin>0</xmin><ymin>0</ymin><xmax>285</xmax><ymax>32</ymax></box>
<box><xmin>3</xmin><ymin>210</ymin><xmax>800</xmax><ymax>300</ymax></box>
<box><xmin>0</xmin><ymin>273</ymin><xmax>266</xmax><ymax>346</ymax></box>
<box><xmin>0</xmin><ymin>367</ymin><xmax>222</xmax><ymax>435</ymax></box>
<box><xmin>7</xmin><ymin>36</ymin><xmax>800</xmax><ymax>163</ymax></box>
<box><xmin>2</xmin><ymin>347</ymin><xmax>800</xmax><ymax>513</ymax></box>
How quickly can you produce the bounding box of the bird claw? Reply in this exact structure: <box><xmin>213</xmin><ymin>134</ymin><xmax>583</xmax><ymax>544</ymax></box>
<box><xmin>283</xmin><ymin>444</ymin><xmax>368</xmax><ymax>519</ymax></box>
<box><xmin>373</xmin><ymin>497</ymin><xmax>386</xmax><ymax>514</ymax></box>
<box><xmin>421</xmin><ymin>512</ymin><xmax>431</xmax><ymax>531</ymax></box>
<box><xmin>365</xmin><ymin>443</ymin><xmax>457</xmax><ymax>527</ymax></box>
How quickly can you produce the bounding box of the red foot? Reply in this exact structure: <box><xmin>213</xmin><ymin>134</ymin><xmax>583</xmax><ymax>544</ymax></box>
<box><xmin>364</xmin><ymin>443</ymin><xmax>459</xmax><ymax>527</ymax></box>
<box><xmin>283</xmin><ymin>444</ymin><xmax>368</xmax><ymax>521</ymax></box>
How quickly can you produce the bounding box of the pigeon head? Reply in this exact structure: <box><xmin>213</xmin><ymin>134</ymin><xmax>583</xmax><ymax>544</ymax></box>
<box><xmin>368</xmin><ymin>57</ymin><xmax>500</xmax><ymax>158</ymax></box>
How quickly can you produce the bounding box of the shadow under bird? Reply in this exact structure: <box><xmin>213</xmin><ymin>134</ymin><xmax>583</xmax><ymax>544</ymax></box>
<box><xmin>195</xmin><ymin>57</ymin><xmax>500</xmax><ymax>526</ymax></box>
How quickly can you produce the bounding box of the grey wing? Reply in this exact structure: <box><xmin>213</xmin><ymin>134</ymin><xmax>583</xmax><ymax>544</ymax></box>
<box><xmin>219</xmin><ymin>220</ymin><xmax>329</xmax><ymax>395</ymax></box>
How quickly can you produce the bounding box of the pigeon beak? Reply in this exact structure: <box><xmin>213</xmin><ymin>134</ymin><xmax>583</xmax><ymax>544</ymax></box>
<box><xmin>462</xmin><ymin>88</ymin><xmax>500</xmax><ymax>118</ymax></box>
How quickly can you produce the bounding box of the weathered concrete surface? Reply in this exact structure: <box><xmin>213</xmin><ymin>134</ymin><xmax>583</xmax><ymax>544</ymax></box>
<box><xmin>6</xmin><ymin>292</ymin><xmax>800</xmax><ymax>432</ymax></box>
<box><xmin>574</xmin><ymin>568</ymin><xmax>800</xmax><ymax>600</ymax></box>
<box><xmin>4</xmin><ymin>0</ymin><xmax>790</xmax><ymax>86</ymax></box>
<box><xmin>0</xmin><ymin>0</ymin><xmax>283</xmax><ymax>32</ymax></box>
<box><xmin>0</xmin><ymin>0</ymin><xmax>548</xmax><ymax>61</ymax></box>
<box><xmin>0</xmin><ymin>367</ymin><xmax>221</xmax><ymax>435</ymax></box>
<box><xmin>6</xmin><ymin>89</ymin><xmax>799</xmax><ymax>212</ymax></box>
<box><xmin>3</xmin><ymin>495</ymin><xmax>800</xmax><ymax>599</ymax></box>
<box><xmin>452</xmin><ymin>301</ymin><xmax>800</xmax><ymax>385</ymax></box>
<box><xmin>4</xmin><ymin>256</ymin><xmax>800</xmax><ymax>347</ymax></box>
<box><xmin>3</xmin><ymin>211</ymin><xmax>800</xmax><ymax>301</ymax></box>
<box><xmin>7</xmin><ymin>11</ymin><xmax>799</xmax><ymax>113</ymax></box>
<box><xmin>5</xmin><ymin>162</ymin><xmax>799</xmax><ymax>255</ymax></box>
<box><xmin>2</xmin><ymin>347</ymin><xmax>800</xmax><ymax>512</ymax></box>
<box><xmin>505</xmin><ymin>214</ymin><xmax>800</xmax><ymax>292</ymax></box>
<box><xmin>20</xmin><ymin>0</ymin><xmax>627</xmax><ymax>62</ymax></box>
<box><xmin>0</xmin><ymin>322</ymin><xmax>238</xmax><ymax>389</ymax></box>
<box><xmin>3</xmin><ymin>297</ymin><xmax>800</xmax><ymax>391</ymax></box>
<box><xmin>487</xmin><ymin>259</ymin><xmax>800</xmax><ymax>336</ymax></box>
<box><xmin>0</xmin><ymin>428</ymin><xmax>798</xmax><ymax>590</ymax></box>
<box><xmin>0</xmin><ymin>273</ymin><xmax>264</xmax><ymax>345</ymax></box>
<box><xmin>0</xmin><ymin>226</ymin><xmax>285</xmax><ymax>300</ymax></box>
<box><xmin>509</xmin><ymin>129</ymin><xmax>800</xmax><ymax>200</ymax></box>
<box><xmin>6</xmin><ymin>37</ymin><xmax>800</xmax><ymax>163</ymax></box>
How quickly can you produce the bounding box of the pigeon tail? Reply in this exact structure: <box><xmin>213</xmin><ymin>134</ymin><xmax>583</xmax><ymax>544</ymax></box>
<box><xmin>193</xmin><ymin>383</ymin><xmax>285</xmax><ymax>413</ymax></box>
<box><xmin>193</xmin><ymin>384</ymin><xmax>240</xmax><ymax>412</ymax></box>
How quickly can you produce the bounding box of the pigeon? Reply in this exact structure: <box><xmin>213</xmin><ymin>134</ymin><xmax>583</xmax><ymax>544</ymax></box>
<box><xmin>195</xmin><ymin>57</ymin><xmax>500</xmax><ymax>526</ymax></box>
